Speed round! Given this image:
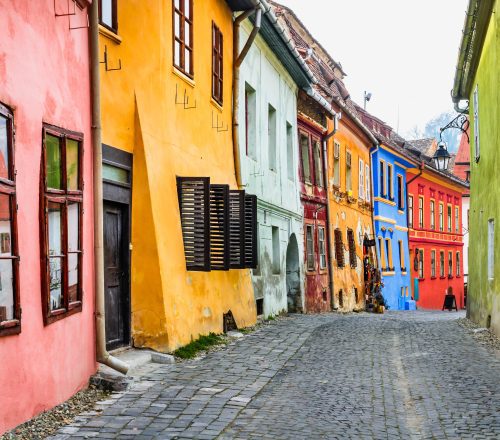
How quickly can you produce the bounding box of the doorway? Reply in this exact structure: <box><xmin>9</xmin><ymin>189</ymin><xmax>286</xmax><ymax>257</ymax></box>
<box><xmin>286</xmin><ymin>233</ymin><xmax>301</xmax><ymax>312</ymax></box>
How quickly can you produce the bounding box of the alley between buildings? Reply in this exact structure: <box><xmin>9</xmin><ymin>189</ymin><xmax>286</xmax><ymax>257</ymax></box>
<box><xmin>49</xmin><ymin>311</ymin><xmax>499</xmax><ymax>440</ymax></box>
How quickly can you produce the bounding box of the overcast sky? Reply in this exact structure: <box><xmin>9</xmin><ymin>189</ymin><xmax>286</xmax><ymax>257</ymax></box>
<box><xmin>277</xmin><ymin>0</ymin><xmax>469</xmax><ymax>137</ymax></box>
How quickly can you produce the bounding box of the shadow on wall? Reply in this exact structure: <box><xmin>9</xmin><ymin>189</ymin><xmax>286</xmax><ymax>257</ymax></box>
<box><xmin>286</xmin><ymin>233</ymin><xmax>301</xmax><ymax>313</ymax></box>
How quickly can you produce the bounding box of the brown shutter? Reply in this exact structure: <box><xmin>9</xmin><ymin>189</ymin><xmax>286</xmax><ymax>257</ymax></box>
<box><xmin>244</xmin><ymin>194</ymin><xmax>258</xmax><ymax>268</ymax></box>
<box><xmin>177</xmin><ymin>177</ymin><xmax>210</xmax><ymax>271</ymax></box>
<box><xmin>334</xmin><ymin>228</ymin><xmax>345</xmax><ymax>268</ymax></box>
<box><xmin>209</xmin><ymin>184</ymin><xmax>230</xmax><ymax>270</ymax></box>
<box><xmin>347</xmin><ymin>229</ymin><xmax>357</xmax><ymax>268</ymax></box>
<box><xmin>229</xmin><ymin>190</ymin><xmax>245</xmax><ymax>268</ymax></box>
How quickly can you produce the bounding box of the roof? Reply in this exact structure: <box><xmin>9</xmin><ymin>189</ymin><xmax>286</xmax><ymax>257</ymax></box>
<box><xmin>406</xmin><ymin>138</ymin><xmax>437</xmax><ymax>157</ymax></box>
<box><xmin>453</xmin><ymin>129</ymin><xmax>471</xmax><ymax>194</ymax></box>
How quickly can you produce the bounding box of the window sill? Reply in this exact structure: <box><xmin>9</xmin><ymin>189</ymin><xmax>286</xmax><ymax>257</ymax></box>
<box><xmin>173</xmin><ymin>66</ymin><xmax>195</xmax><ymax>88</ymax></box>
<box><xmin>44</xmin><ymin>303</ymin><xmax>82</xmax><ymax>326</ymax></box>
<box><xmin>431</xmin><ymin>276</ymin><xmax>436</xmax><ymax>280</ymax></box>
<box><xmin>419</xmin><ymin>277</ymin><xmax>425</xmax><ymax>281</ymax></box>
<box><xmin>210</xmin><ymin>97</ymin><xmax>223</xmax><ymax>112</ymax></box>
<box><xmin>382</xmin><ymin>271</ymin><xmax>395</xmax><ymax>276</ymax></box>
<box><xmin>398</xmin><ymin>209</ymin><xmax>404</xmax><ymax>215</ymax></box>
<box><xmin>440</xmin><ymin>276</ymin><xmax>446</xmax><ymax>279</ymax></box>
<box><xmin>99</xmin><ymin>25</ymin><xmax>122</xmax><ymax>44</ymax></box>
<box><xmin>0</xmin><ymin>319</ymin><xmax>21</xmax><ymax>337</ymax></box>
<box><xmin>401</xmin><ymin>272</ymin><xmax>407</xmax><ymax>275</ymax></box>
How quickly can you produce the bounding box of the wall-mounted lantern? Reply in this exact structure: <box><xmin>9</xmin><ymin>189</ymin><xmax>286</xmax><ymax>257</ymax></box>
<box><xmin>432</xmin><ymin>141</ymin><xmax>451</xmax><ymax>171</ymax></box>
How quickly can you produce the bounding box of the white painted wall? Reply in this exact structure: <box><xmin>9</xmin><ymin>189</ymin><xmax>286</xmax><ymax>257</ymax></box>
<box><xmin>238</xmin><ymin>21</ymin><xmax>304</xmax><ymax>317</ymax></box>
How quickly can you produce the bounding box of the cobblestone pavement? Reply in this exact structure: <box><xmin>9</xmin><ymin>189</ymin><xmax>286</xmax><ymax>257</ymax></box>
<box><xmin>50</xmin><ymin>311</ymin><xmax>500</xmax><ymax>439</ymax></box>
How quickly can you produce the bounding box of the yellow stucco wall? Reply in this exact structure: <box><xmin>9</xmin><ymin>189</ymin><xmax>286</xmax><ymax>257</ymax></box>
<box><xmin>327</xmin><ymin>117</ymin><xmax>374</xmax><ymax>311</ymax></box>
<box><xmin>99</xmin><ymin>0</ymin><xmax>256</xmax><ymax>351</ymax></box>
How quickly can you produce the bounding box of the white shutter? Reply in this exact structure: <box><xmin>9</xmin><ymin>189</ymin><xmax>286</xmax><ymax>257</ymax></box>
<box><xmin>473</xmin><ymin>84</ymin><xmax>480</xmax><ymax>162</ymax></box>
<box><xmin>359</xmin><ymin>159</ymin><xmax>364</xmax><ymax>199</ymax></box>
<box><xmin>334</xmin><ymin>141</ymin><xmax>340</xmax><ymax>159</ymax></box>
<box><xmin>365</xmin><ymin>164</ymin><xmax>371</xmax><ymax>202</ymax></box>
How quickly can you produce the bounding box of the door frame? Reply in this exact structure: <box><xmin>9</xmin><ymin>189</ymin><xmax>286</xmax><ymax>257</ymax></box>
<box><xmin>102</xmin><ymin>144</ymin><xmax>132</xmax><ymax>349</ymax></box>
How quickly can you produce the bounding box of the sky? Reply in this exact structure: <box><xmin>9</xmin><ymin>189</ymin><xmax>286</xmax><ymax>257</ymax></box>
<box><xmin>276</xmin><ymin>0</ymin><xmax>469</xmax><ymax>138</ymax></box>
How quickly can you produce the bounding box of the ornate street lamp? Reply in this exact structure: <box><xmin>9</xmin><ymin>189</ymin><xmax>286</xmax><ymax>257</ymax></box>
<box><xmin>433</xmin><ymin>141</ymin><xmax>451</xmax><ymax>171</ymax></box>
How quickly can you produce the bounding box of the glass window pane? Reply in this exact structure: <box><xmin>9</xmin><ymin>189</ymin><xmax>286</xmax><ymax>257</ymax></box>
<box><xmin>46</xmin><ymin>134</ymin><xmax>62</xmax><ymax>189</ymax></box>
<box><xmin>68</xmin><ymin>202</ymin><xmax>79</xmax><ymax>252</ymax></box>
<box><xmin>102</xmin><ymin>163</ymin><xmax>129</xmax><ymax>184</ymax></box>
<box><xmin>68</xmin><ymin>253</ymin><xmax>78</xmax><ymax>303</ymax></box>
<box><xmin>66</xmin><ymin>139</ymin><xmax>79</xmax><ymax>191</ymax></box>
<box><xmin>0</xmin><ymin>194</ymin><xmax>12</xmax><ymax>257</ymax></box>
<box><xmin>185</xmin><ymin>0</ymin><xmax>190</xmax><ymax>19</ymax></box>
<box><xmin>48</xmin><ymin>202</ymin><xmax>62</xmax><ymax>255</ymax></box>
<box><xmin>174</xmin><ymin>0</ymin><xmax>180</xmax><ymax>9</ymax></box>
<box><xmin>174</xmin><ymin>12</ymin><xmax>181</xmax><ymax>38</ymax></box>
<box><xmin>0</xmin><ymin>115</ymin><xmax>10</xmax><ymax>180</ymax></box>
<box><xmin>174</xmin><ymin>41</ymin><xmax>181</xmax><ymax>66</ymax></box>
<box><xmin>101</xmin><ymin>0</ymin><xmax>113</xmax><ymax>27</ymax></box>
<box><xmin>185</xmin><ymin>22</ymin><xmax>191</xmax><ymax>46</ymax></box>
<box><xmin>185</xmin><ymin>48</ymin><xmax>191</xmax><ymax>73</ymax></box>
<box><xmin>0</xmin><ymin>259</ymin><xmax>14</xmax><ymax>322</ymax></box>
<box><xmin>49</xmin><ymin>257</ymin><xmax>63</xmax><ymax>311</ymax></box>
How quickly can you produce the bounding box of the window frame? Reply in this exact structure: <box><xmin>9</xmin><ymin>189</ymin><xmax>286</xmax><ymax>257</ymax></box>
<box><xmin>0</xmin><ymin>103</ymin><xmax>21</xmax><ymax>337</ymax></box>
<box><xmin>99</xmin><ymin>0</ymin><xmax>118</xmax><ymax>33</ymax></box>
<box><xmin>455</xmin><ymin>206</ymin><xmax>459</xmax><ymax>233</ymax></box>
<box><xmin>418</xmin><ymin>196</ymin><xmax>424</xmax><ymax>229</ymax></box>
<box><xmin>440</xmin><ymin>250</ymin><xmax>445</xmax><ymax>277</ymax></box>
<box><xmin>299</xmin><ymin>130</ymin><xmax>312</xmax><ymax>184</ymax></box>
<box><xmin>358</xmin><ymin>158</ymin><xmax>365</xmax><ymax>200</ymax></box>
<box><xmin>306</xmin><ymin>224</ymin><xmax>315</xmax><ymax>271</ymax></box>
<box><xmin>418</xmin><ymin>249</ymin><xmax>424</xmax><ymax>279</ymax></box>
<box><xmin>387</xmin><ymin>163</ymin><xmax>393</xmax><ymax>200</ymax></box>
<box><xmin>40</xmin><ymin>124</ymin><xmax>84</xmax><ymax>325</ymax></box>
<box><xmin>456</xmin><ymin>251</ymin><xmax>460</xmax><ymax>276</ymax></box>
<box><xmin>379</xmin><ymin>160</ymin><xmax>386</xmax><ymax>197</ymax></box>
<box><xmin>447</xmin><ymin>204</ymin><xmax>452</xmax><ymax>232</ymax></box>
<box><xmin>408</xmin><ymin>195</ymin><xmax>413</xmax><ymax>228</ymax></box>
<box><xmin>431</xmin><ymin>249</ymin><xmax>436</xmax><ymax>278</ymax></box>
<box><xmin>430</xmin><ymin>200</ymin><xmax>435</xmax><ymax>230</ymax></box>
<box><xmin>211</xmin><ymin>22</ymin><xmax>223</xmax><ymax>105</ymax></box>
<box><xmin>333</xmin><ymin>141</ymin><xmax>340</xmax><ymax>187</ymax></box>
<box><xmin>313</xmin><ymin>138</ymin><xmax>324</xmax><ymax>188</ymax></box>
<box><xmin>345</xmin><ymin>151</ymin><xmax>352</xmax><ymax>192</ymax></box>
<box><xmin>448</xmin><ymin>251</ymin><xmax>453</xmax><ymax>277</ymax></box>
<box><xmin>173</xmin><ymin>0</ymin><xmax>194</xmax><ymax>78</ymax></box>
<box><xmin>473</xmin><ymin>84</ymin><xmax>480</xmax><ymax>162</ymax></box>
<box><xmin>397</xmin><ymin>174</ymin><xmax>404</xmax><ymax>210</ymax></box>
<box><xmin>398</xmin><ymin>239</ymin><xmax>405</xmax><ymax>270</ymax></box>
<box><xmin>365</xmin><ymin>164</ymin><xmax>371</xmax><ymax>202</ymax></box>
<box><xmin>439</xmin><ymin>202</ymin><xmax>444</xmax><ymax>231</ymax></box>
<box><xmin>318</xmin><ymin>226</ymin><xmax>326</xmax><ymax>270</ymax></box>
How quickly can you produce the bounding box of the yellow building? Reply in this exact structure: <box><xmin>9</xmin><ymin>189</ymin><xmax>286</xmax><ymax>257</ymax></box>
<box><xmin>98</xmin><ymin>0</ymin><xmax>257</xmax><ymax>352</ymax></box>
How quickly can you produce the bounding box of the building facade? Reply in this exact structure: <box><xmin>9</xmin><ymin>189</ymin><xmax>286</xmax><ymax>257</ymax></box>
<box><xmin>452</xmin><ymin>0</ymin><xmax>499</xmax><ymax>335</ymax></box>
<box><xmin>0</xmin><ymin>0</ymin><xmax>96</xmax><ymax>432</ymax></box>
<box><xmin>98</xmin><ymin>0</ymin><xmax>257</xmax><ymax>352</ymax></box>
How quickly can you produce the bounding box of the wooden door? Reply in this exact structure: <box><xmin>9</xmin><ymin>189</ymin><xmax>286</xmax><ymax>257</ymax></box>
<box><xmin>104</xmin><ymin>201</ymin><xmax>130</xmax><ymax>350</ymax></box>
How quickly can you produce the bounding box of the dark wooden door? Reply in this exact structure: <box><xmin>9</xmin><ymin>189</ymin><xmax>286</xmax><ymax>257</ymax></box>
<box><xmin>104</xmin><ymin>201</ymin><xmax>130</xmax><ymax>350</ymax></box>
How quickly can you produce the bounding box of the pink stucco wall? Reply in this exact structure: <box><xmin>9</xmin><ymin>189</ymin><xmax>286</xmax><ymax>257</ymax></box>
<box><xmin>0</xmin><ymin>0</ymin><xmax>96</xmax><ymax>433</ymax></box>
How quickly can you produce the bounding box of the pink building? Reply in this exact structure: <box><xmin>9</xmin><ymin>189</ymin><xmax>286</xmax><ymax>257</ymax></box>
<box><xmin>0</xmin><ymin>0</ymin><xmax>96</xmax><ymax>432</ymax></box>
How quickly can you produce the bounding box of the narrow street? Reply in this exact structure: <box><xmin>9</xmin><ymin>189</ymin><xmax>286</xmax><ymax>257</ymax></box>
<box><xmin>50</xmin><ymin>312</ymin><xmax>500</xmax><ymax>440</ymax></box>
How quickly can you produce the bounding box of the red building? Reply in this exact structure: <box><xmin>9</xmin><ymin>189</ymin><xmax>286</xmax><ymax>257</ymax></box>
<box><xmin>406</xmin><ymin>139</ymin><xmax>469</xmax><ymax>310</ymax></box>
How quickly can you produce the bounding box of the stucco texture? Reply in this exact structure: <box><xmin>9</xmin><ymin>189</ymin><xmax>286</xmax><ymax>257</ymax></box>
<box><xmin>99</xmin><ymin>0</ymin><xmax>256</xmax><ymax>352</ymax></box>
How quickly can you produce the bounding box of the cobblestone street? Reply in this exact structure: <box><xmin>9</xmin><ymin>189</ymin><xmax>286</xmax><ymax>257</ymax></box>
<box><xmin>51</xmin><ymin>312</ymin><xmax>500</xmax><ymax>439</ymax></box>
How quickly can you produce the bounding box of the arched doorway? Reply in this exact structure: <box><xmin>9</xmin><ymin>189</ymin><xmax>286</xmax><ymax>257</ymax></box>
<box><xmin>286</xmin><ymin>233</ymin><xmax>301</xmax><ymax>313</ymax></box>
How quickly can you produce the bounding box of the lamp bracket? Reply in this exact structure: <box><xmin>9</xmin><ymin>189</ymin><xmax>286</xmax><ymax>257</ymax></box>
<box><xmin>439</xmin><ymin>112</ymin><xmax>469</xmax><ymax>143</ymax></box>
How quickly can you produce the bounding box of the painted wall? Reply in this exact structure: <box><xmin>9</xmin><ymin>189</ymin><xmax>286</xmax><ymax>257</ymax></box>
<box><xmin>327</xmin><ymin>116</ymin><xmax>373</xmax><ymax>311</ymax></box>
<box><xmin>99</xmin><ymin>0</ymin><xmax>256</xmax><ymax>352</ymax></box>
<box><xmin>408</xmin><ymin>169</ymin><xmax>466</xmax><ymax>310</ymax></box>
<box><xmin>467</xmin><ymin>0</ymin><xmax>500</xmax><ymax>335</ymax></box>
<box><xmin>0</xmin><ymin>0</ymin><xmax>95</xmax><ymax>432</ymax></box>
<box><xmin>371</xmin><ymin>144</ymin><xmax>414</xmax><ymax>310</ymax></box>
<box><xmin>237</xmin><ymin>22</ymin><xmax>304</xmax><ymax>317</ymax></box>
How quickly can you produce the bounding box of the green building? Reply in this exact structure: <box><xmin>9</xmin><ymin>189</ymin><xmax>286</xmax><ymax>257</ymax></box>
<box><xmin>452</xmin><ymin>0</ymin><xmax>499</xmax><ymax>336</ymax></box>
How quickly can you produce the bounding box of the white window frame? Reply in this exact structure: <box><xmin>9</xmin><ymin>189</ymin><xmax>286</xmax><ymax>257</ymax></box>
<box><xmin>358</xmin><ymin>159</ymin><xmax>365</xmax><ymax>200</ymax></box>
<box><xmin>473</xmin><ymin>84</ymin><xmax>480</xmax><ymax>162</ymax></box>
<box><xmin>365</xmin><ymin>164</ymin><xmax>371</xmax><ymax>202</ymax></box>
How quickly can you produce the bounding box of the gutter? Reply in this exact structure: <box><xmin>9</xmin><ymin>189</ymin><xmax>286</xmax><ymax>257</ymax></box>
<box><xmin>89</xmin><ymin>1</ymin><xmax>128</xmax><ymax>374</ymax></box>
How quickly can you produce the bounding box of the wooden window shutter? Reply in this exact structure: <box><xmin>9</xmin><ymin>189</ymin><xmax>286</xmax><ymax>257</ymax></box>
<box><xmin>177</xmin><ymin>177</ymin><xmax>210</xmax><ymax>271</ymax></box>
<box><xmin>347</xmin><ymin>229</ymin><xmax>357</xmax><ymax>268</ymax></box>
<box><xmin>229</xmin><ymin>190</ymin><xmax>245</xmax><ymax>268</ymax></box>
<box><xmin>209</xmin><ymin>184</ymin><xmax>230</xmax><ymax>270</ymax></box>
<box><xmin>244</xmin><ymin>194</ymin><xmax>258</xmax><ymax>268</ymax></box>
<box><xmin>334</xmin><ymin>228</ymin><xmax>344</xmax><ymax>268</ymax></box>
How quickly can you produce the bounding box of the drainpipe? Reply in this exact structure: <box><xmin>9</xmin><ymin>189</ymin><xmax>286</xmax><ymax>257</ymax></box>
<box><xmin>89</xmin><ymin>0</ymin><xmax>128</xmax><ymax>374</ymax></box>
<box><xmin>323</xmin><ymin>113</ymin><xmax>340</xmax><ymax>310</ymax></box>
<box><xmin>232</xmin><ymin>5</ymin><xmax>262</xmax><ymax>189</ymax></box>
<box><xmin>369</xmin><ymin>145</ymin><xmax>379</xmax><ymax>270</ymax></box>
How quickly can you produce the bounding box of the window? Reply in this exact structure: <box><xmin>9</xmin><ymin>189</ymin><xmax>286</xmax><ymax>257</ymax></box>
<box><xmin>365</xmin><ymin>164</ymin><xmax>371</xmax><ymax>202</ymax></box>
<box><xmin>300</xmin><ymin>132</ymin><xmax>311</xmax><ymax>183</ymax></box>
<box><xmin>346</xmin><ymin>151</ymin><xmax>352</xmax><ymax>192</ymax></box>
<box><xmin>379</xmin><ymin>160</ymin><xmax>385</xmax><ymax>197</ymax></box>
<box><xmin>211</xmin><ymin>23</ymin><xmax>223</xmax><ymax>105</ymax></box>
<box><xmin>385</xmin><ymin>238</ymin><xmax>393</xmax><ymax>270</ymax></box>
<box><xmin>488</xmin><ymin>219</ymin><xmax>494</xmax><ymax>280</ymax></box>
<box><xmin>99</xmin><ymin>0</ymin><xmax>117</xmax><ymax>33</ymax></box>
<box><xmin>418</xmin><ymin>197</ymin><xmax>424</xmax><ymax>229</ymax></box>
<box><xmin>41</xmin><ymin>125</ymin><xmax>84</xmax><ymax>324</ymax></box>
<box><xmin>286</xmin><ymin>122</ymin><xmax>294</xmax><ymax>181</ymax></box>
<box><xmin>387</xmin><ymin>164</ymin><xmax>393</xmax><ymax>200</ymax></box>
<box><xmin>408</xmin><ymin>196</ymin><xmax>413</xmax><ymax>228</ymax></box>
<box><xmin>431</xmin><ymin>250</ymin><xmax>436</xmax><ymax>277</ymax></box>
<box><xmin>318</xmin><ymin>226</ymin><xmax>326</xmax><ymax>269</ymax></box>
<box><xmin>448</xmin><ymin>251</ymin><xmax>453</xmax><ymax>277</ymax></box>
<box><xmin>398</xmin><ymin>240</ymin><xmax>404</xmax><ymax>270</ymax></box>
<box><xmin>333</xmin><ymin>141</ymin><xmax>340</xmax><ymax>187</ymax></box>
<box><xmin>358</xmin><ymin>159</ymin><xmax>365</xmax><ymax>199</ymax></box>
<box><xmin>0</xmin><ymin>104</ymin><xmax>20</xmax><ymax>336</ymax></box>
<box><xmin>473</xmin><ymin>84</ymin><xmax>480</xmax><ymax>162</ymax></box>
<box><xmin>313</xmin><ymin>140</ymin><xmax>323</xmax><ymax>187</ymax></box>
<box><xmin>306</xmin><ymin>225</ymin><xmax>314</xmax><ymax>271</ymax></box>
<box><xmin>418</xmin><ymin>249</ymin><xmax>424</xmax><ymax>279</ymax></box>
<box><xmin>268</xmin><ymin>105</ymin><xmax>277</xmax><ymax>171</ymax></box>
<box><xmin>447</xmin><ymin>205</ymin><xmax>452</xmax><ymax>232</ymax></box>
<box><xmin>455</xmin><ymin>207</ymin><xmax>459</xmax><ymax>233</ymax></box>
<box><xmin>334</xmin><ymin>229</ymin><xmax>344</xmax><ymax>268</ymax></box>
<box><xmin>272</xmin><ymin>226</ymin><xmax>280</xmax><ymax>274</ymax></box>
<box><xmin>440</xmin><ymin>251</ymin><xmax>445</xmax><ymax>277</ymax></box>
<box><xmin>456</xmin><ymin>252</ymin><xmax>460</xmax><ymax>276</ymax></box>
<box><xmin>397</xmin><ymin>175</ymin><xmax>404</xmax><ymax>210</ymax></box>
<box><xmin>439</xmin><ymin>203</ymin><xmax>444</xmax><ymax>231</ymax></box>
<box><xmin>245</xmin><ymin>83</ymin><xmax>256</xmax><ymax>159</ymax></box>
<box><xmin>378</xmin><ymin>237</ymin><xmax>385</xmax><ymax>269</ymax></box>
<box><xmin>430</xmin><ymin>200</ymin><xmax>435</xmax><ymax>230</ymax></box>
<box><xmin>173</xmin><ymin>0</ymin><xmax>194</xmax><ymax>77</ymax></box>
<box><xmin>347</xmin><ymin>229</ymin><xmax>356</xmax><ymax>268</ymax></box>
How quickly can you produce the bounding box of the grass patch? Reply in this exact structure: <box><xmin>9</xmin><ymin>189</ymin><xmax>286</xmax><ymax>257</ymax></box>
<box><xmin>239</xmin><ymin>327</ymin><xmax>254</xmax><ymax>334</ymax></box>
<box><xmin>173</xmin><ymin>332</ymin><xmax>225</xmax><ymax>359</ymax></box>
<box><xmin>266</xmin><ymin>314</ymin><xmax>276</xmax><ymax>321</ymax></box>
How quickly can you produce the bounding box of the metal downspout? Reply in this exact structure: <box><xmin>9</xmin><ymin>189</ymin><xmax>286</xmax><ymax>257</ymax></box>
<box><xmin>369</xmin><ymin>145</ymin><xmax>379</xmax><ymax>270</ymax></box>
<box><xmin>232</xmin><ymin>6</ymin><xmax>262</xmax><ymax>189</ymax></box>
<box><xmin>89</xmin><ymin>0</ymin><xmax>128</xmax><ymax>374</ymax></box>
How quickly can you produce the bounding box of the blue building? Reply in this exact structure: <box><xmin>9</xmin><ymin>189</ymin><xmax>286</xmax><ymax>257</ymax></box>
<box><xmin>356</xmin><ymin>105</ymin><xmax>417</xmax><ymax>310</ymax></box>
